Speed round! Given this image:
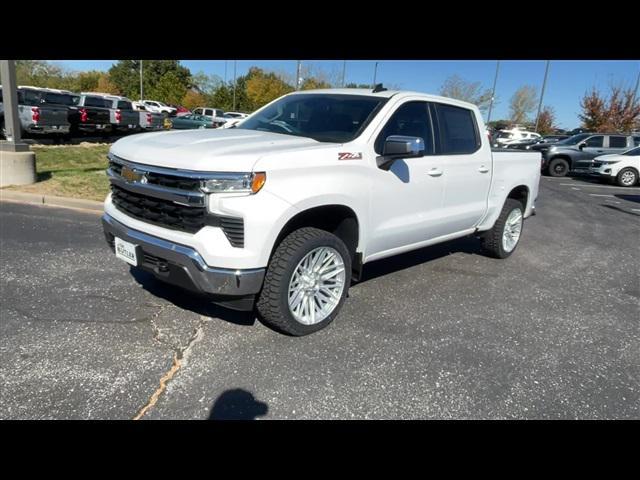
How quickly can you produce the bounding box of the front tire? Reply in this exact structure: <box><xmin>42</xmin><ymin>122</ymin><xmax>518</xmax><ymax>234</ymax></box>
<box><xmin>616</xmin><ymin>168</ymin><xmax>638</xmax><ymax>187</ymax></box>
<box><xmin>256</xmin><ymin>227</ymin><xmax>351</xmax><ymax>336</ymax></box>
<box><xmin>547</xmin><ymin>157</ymin><xmax>570</xmax><ymax>177</ymax></box>
<box><xmin>481</xmin><ymin>198</ymin><xmax>525</xmax><ymax>259</ymax></box>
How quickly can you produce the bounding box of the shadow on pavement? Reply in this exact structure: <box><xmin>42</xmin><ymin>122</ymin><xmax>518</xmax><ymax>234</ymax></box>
<box><xmin>601</xmin><ymin>204</ymin><xmax>640</xmax><ymax>216</ymax></box>
<box><xmin>130</xmin><ymin>268</ymin><xmax>256</xmax><ymax>327</ymax></box>
<box><xmin>209</xmin><ymin>389</ymin><xmax>268</xmax><ymax>420</ymax></box>
<box><xmin>358</xmin><ymin>235</ymin><xmax>483</xmax><ymax>284</ymax></box>
<box><xmin>615</xmin><ymin>194</ymin><xmax>640</xmax><ymax>204</ymax></box>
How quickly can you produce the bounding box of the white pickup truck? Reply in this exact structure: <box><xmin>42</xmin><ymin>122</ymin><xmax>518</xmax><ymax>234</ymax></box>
<box><xmin>102</xmin><ymin>88</ymin><xmax>541</xmax><ymax>336</ymax></box>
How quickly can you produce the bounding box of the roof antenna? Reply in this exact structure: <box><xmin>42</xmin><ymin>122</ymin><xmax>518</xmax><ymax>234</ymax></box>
<box><xmin>372</xmin><ymin>83</ymin><xmax>387</xmax><ymax>93</ymax></box>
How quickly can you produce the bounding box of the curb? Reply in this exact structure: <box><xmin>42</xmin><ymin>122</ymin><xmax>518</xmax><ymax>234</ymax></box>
<box><xmin>0</xmin><ymin>190</ymin><xmax>104</xmax><ymax>213</ymax></box>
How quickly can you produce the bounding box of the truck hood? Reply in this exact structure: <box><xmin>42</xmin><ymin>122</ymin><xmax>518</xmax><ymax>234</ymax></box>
<box><xmin>110</xmin><ymin>128</ymin><xmax>323</xmax><ymax>171</ymax></box>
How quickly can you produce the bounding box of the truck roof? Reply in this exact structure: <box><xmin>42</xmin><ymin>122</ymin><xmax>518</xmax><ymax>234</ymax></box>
<box><xmin>288</xmin><ymin>88</ymin><xmax>481</xmax><ymax>111</ymax></box>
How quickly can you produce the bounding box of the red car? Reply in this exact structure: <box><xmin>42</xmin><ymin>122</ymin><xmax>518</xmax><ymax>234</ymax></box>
<box><xmin>168</xmin><ymin>105</ymin><xmax>191</xmax><ymax>117</ymax></box>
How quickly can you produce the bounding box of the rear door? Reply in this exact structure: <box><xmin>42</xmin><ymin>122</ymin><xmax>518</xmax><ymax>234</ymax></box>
<box><xmin>431</xmin><ymin>102</ymin><xmax>491</xmax><ymax>233</ymax></box>
<box><xmin>606</xmin><ymin>135</ymin><xmax>631</xmax><ymax>154</ymax></box>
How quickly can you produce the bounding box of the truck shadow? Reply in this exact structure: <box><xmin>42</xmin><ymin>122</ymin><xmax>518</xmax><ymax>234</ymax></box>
<box><xmin>209</xmin><ymin>388</ymin><xmax>268</xmax><ymax>420</ymax></box>
<box><xmin>129</xmin><ymin>268</ymin><xmax>256</xmax><ymax>327</ymax></box>
<box><xmin>357</xmin><ymin>235</ymin><xmax>482</xmax><ymax>284</ymax></box>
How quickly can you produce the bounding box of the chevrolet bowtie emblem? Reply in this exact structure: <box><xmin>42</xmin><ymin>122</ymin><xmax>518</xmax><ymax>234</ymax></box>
<box><xmin>121</xmin><ymin>165</ymin><xmax>146</xmax><ymax>183</ymax></box>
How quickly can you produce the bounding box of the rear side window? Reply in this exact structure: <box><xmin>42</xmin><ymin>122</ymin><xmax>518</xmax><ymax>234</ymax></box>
<box><xmin>609</xmin><ymin>136</ymin><xmax>627</xmax><ymax>148</ymax></box>
<box><xmin>85</xmin><ymin>96</ymin><xmax>108</xmax><ymax>108</ymax></box>
<box><xmin>585</xmin><ymin>136</ymin><xmax>603</xmax><ymax>147</ymax></box>
<box><xmin>117</xmin><ymin>101</ymin><xmax>132</xmax><ymax>110</ymax></box>
<box><xmin>374</xmin><ymin>101</ymin><xmax>434</xmax><ymax>155</ymax></box>
<box><xmin>434</xmin><ymin>103</ymin><xmax>480</xmax><ymax>154</ymax></box>
<box><xmin>19</xmin><ymin>89</ymin><xmax>42</xmax><ymax>105</ymax></box>
<box><xmin>204</xmin><ymin>109</ymin><xmax>213</xmax><ymax>116</ymax></box>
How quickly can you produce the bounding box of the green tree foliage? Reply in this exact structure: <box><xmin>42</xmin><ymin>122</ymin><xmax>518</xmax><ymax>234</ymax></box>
<box><xmin>108</xmin><ymin>60</ymin><xmax>191</xmax><ymax>101</ymax></box>
<box><xmin>245</xmin><ymin>67</ymin><xmax>294</xmax><ymax>111</ymax></box>
<box><xmin>509</xmin><ymin>85</ymin><xmax>538</xmax><ymax>124</ymax></box>
<box><xmin>439</xmin><ymin>75</ymin><xmax>493</xmax><ymax>112</ymax></box>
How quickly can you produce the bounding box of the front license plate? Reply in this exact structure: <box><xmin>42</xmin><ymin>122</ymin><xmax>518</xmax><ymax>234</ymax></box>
<box><xmin>115</xmin><ymin>237</ymin><xmax>138</xmax><ymax>266</ymax></box>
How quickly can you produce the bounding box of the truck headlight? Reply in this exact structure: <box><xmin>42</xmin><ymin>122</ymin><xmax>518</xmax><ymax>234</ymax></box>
<box><xmin>201</xmin><ymin>172</ymin><xmax>266</xmax><ymax>194</ymax></box>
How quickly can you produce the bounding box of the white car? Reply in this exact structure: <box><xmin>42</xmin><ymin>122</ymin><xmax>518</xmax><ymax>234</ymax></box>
<box><xmin>141</xmin><ymin>100</ymin><xmax>176</xmax><ymax>116</ymax></box>
<box><xmin>495</xmin><ymin>129</ymin><xmax>541</xmax><ymax>147</ymax></box>
<box><xmin>590</xmin><ymin>146</ymin><xmax>640</xmax><ymax>187</ymax></box>
<box><xmin>102</xmin><ymin>88</ymin><xmax>541</xmax><ymax>336</ymax></box>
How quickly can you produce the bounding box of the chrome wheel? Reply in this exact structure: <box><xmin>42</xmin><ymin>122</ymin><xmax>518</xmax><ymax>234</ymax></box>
<box><xmin>502</xmin><ymin>208</ymin><xmax>523</xmax><ymax>253</ymax></box>
<box><xmin>621</xmin><ymin>170</ymin><xmax>636</xmax><ymax>186</ymax></box>
<box><xmin>287</xmin><ymin>246</ymin><xmax>346</xmax><ymax>325</ymax></box>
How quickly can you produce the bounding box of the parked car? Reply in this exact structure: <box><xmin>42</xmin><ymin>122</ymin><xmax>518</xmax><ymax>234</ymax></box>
<box><xmin>41</xmin><ymin>90</ymin><xmax>112</xmax><ymax>137</ymax></box>
<box><xmin>589</xmin><ymin>146</ymin><xmax>640</xmax><ymax>187</ymax></box>
<box><xmin>494</xmin><ymin>129</ymin><xmax>542</xmax><ymax>147</ymax></box>
<box><xmin>541</xmin><ymin>135</ymin><xmax>569</xmax><ymax>144</ymax></box>
<box><xmin>84</xmin><ymin>93</ymin><xmax>140</xmax><ymax>134</ymax></box>
<box><xmin>132</xmin><ymin>102</ymin><xmax>165</xmax><ymax>131</ymax></box>
<box><xmin>0</xmin><ymin>85</ymin><xmax>70</xmax><ymax>139</ymax></box>
<box><xmin>168</xmin><ymin>113</ymin><xmax>215</xmax><ymax>130</ymax></box>
<box><xmin>102</xmin><ymin>88</ymin><xmax>541</xmax><ymax>336</ymax></box>
<box><xmin>192</xmin><ymin>107</ymin><xmax>227</xmax><ymax>127</ymax></box>
<box><xmin>533</xmin><ymin>133</ymin><xmax>638</xmax><ymax>177</ymax></box>
<box><xmin>171</xmin><ymin>105</ymin><xmax>191</xmax><ymax>117</ymax></box>
<box><xmin>224</xmin><ymin>111</ymin><xmax>249</xmax><ymax>119</ymax></box>
<box><xmin>141</xmin><ymin>100</ymin><xmax>176</xmax><ymax>116</ymax></box>
<box><xmin>502</xmin><ymin>138</ymin><xmax>545</xmax><ymax>150</ymax></box>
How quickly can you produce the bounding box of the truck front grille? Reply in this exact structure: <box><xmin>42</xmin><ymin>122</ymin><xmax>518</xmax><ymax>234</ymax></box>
<box><xmin>110</xmin><ymin>184</ymin><xmax>245</xmax><ymax>247</ymax></box>
<box><xmin>111</xmin><ymin>184</ymin><xmax>206</xmax><ymax>233</ymax></box>
<box><xmin>109</xmin><ymin>160</ymin><xmax>201</xmax><ymax>191</ymax></box>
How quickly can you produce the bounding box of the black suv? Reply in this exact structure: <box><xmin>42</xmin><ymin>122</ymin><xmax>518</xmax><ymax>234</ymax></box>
<box><xmin>533</xmin><ymin>133</ymin><xmax>638</xmax><ymax>177</ymax></box>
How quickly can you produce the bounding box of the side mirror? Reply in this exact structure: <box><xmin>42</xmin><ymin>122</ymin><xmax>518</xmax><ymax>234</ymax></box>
<box><xmin>377</xmin><ymin>135</ymin><xmax>425</xmax><ymax>170</ymax></box>
<box><xmin>578</xmin><ymin>142</ymin><xmax>586</xmax><ymax>149</ymax></box>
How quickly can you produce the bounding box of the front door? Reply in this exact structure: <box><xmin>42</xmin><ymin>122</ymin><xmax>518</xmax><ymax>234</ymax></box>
<box><xmin>575</xmin><ymin>135</ymin><xmax>605</xmax><ymax>169</ymax></box>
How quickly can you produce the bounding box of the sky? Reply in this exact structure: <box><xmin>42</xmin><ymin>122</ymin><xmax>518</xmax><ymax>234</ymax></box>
<box><xmin>53</xmin><ymin>60</ymin><xmax>639</xmax><ymax>129</ymax></box>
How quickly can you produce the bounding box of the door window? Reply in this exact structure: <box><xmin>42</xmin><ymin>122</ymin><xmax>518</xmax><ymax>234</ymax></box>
<box><xmin>609</xmin><ymin>136</ymin><xmax>627</xmax><ymax>148</ymax></box>
<box><xmin>585</xmin><ymin>136</ymin><xmax>604</xmax><ymax>148</ymax></box>
<box><xmin>374</xmin><ymin>101</ymin><xmax>434</xmax><ymax>155</ymax></box>
<box><xmin>434</xmin><ymin>103</ymin><xmax>480</xmax><ymax>154</ymax></box>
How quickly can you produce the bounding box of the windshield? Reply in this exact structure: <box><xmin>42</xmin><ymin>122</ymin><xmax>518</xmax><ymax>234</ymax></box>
<box><xmin>44</xmin><ymin>92</ymin><xmax>79</xmax><ymax>106</ymax></box>
<box><xmin>557</xmin><ymin>133</ymin><xmax>591</xmax><ymax>145</ymax></box>
<box><xmin>623</xmin><ymin>146</ymin><xmax>640</xmax><ymax>156</ymax></box>
<box><xmin>238</xmin><ymin>93</ymin><xmax>388</xmax><ymax>143</ymax></box>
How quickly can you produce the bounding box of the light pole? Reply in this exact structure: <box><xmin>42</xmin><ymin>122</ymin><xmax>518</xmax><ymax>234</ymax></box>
<box><xmin>232</xmin><ymin>60</ymin><xmax>237</xmax><ymax>111</ymax></box>
<box><xmin>534</xmin><ymin>60</ymin><xmax>551</xmax><ymax>133</ymax></box>
<box><xmin>224</xmin><ymin>60</ymin><xmax>228</xmax><ymax>84</ymax></box>
<box><xmin>0</xmin><ymin>60</ymin><xmax>36</xmax><ymax>187</ymax></box>
<box><xmin>139</xmin><ymin>60</ymin><xmax>144</xmax><ymax>101</ymax></box>
<box><xmin>486</xmin><ymin>60</ymin><xmax>500</xmax><ymax>125</ymax></box>
<box><xmin>341</xmin><ymin>60</ymin><xmax>347</xmax><ymax>87</ymax></box>
<box><xmin>372</xmin><ymin>61</ymin><xmax>379</xmax><ymax>88</ymax></box>
<box><xmin>296</xmin><ymin>60</ymin><xmax>302</xmax><ymax>90</ymax></box>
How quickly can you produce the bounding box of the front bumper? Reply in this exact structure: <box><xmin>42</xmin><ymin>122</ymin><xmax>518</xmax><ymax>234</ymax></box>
<box><xmin>102</xmin><ymin>213</ymin><xmax>265</xmax><ymax>309</ymax></box>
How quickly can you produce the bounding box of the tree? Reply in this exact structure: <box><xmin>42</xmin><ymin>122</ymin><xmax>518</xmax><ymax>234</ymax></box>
<box><xmin>579</xmin><ymin>85</ymin><xmax>640</xmax><ymax>132</ymax></box>
<box><xmin>509</xmin><ymin>85</ymin><xmax>538</xmax><ymax>124</ymax></box>
<box><xmin>181</xmin><ymin>90</ymin><xmax>208</xmax><ymax>110</ymax></box>
<box><xmin>96</xmin><ymin>74</ymin><xmax>120</xmax><ymax>95</ymax></box>
<box><xmin>536</xmin><ymin>106</ymin><xmax>557</xmax><ymax>135</ymax></box>
<box><xmin>108</xmin><ymin>60</ymin><xmax>191</xmax><ymax>101</ymax></box>
<box><xmin>146</xmin><ymin>71</ymin><xmax>188</xmax><ymax>105</ymax></box>
<box><xmin>245</xmin><ymin>67</ymin><xmax>294</xmax><ymax>111</ymax></box>
<box><xmin>439</xmin><ymin>75</ymin><xmax>493</xmax><ymax>112</ymax></box>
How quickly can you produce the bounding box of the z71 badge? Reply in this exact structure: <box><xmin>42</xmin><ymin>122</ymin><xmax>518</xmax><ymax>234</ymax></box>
<box><xmin>338</xmin><ymin>152</ymin><xmax>363</xmax><ymax>160</ymax></box>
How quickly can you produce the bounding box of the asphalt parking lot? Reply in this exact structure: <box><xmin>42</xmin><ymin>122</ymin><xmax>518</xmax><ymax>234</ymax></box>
<box><xmin>1</xmin><ymin>176</ymin><xmax>638</xmax><ymax>419</ymax></box>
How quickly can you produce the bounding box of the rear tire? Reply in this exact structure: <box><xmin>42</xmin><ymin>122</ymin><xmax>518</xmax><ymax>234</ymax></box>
<box><xmin>616</xmin><ymin>167</ymin><xmax>638</xmax><ymax>187</ymax></box>
<box><xmin>548</xmin><ymin>157</ymin><xmax>570</xmax><ymax>177</ymax></box>
<box><xmin>481</xmin><ymin>198</ymin><xmax>525</xmax><ymax>259</ymax></box>
<box><xmin>256</xmin><ymin>227</ymin><xmax>351</xmax><ymax>336</ymax></box>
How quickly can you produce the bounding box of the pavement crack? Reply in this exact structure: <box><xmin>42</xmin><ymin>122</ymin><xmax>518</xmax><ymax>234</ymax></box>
<box><xmin>133</xmin><ymin>317</ymin><xmax>206</xmax><ymax>420</ymax></box>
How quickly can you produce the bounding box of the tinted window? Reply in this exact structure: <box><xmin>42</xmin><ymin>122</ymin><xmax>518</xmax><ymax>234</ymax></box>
<box><xmin>204</xmin><ymin>109</ymin><xmax>213</xmax><ymax>116</ymax></box>
<box><xmin>374</xmin><ymin>101</ymin><xmax>433</xmax><ymax>155</ymax></box>
<box><xmin>585</xmin><ymin>136</ymin><xmax>603</xmax><ymax>147</ymax></box>
<box><xmin>557</xmin><ymin>133</ymin><xmax>591</xmax><ymax>145</ymax></box>
<box><xmin>623</xmin><ymin>147</ymin><xmax>640</xmax><ymax>156</ymax></box>
<box><xmin>117</xmin><ymin>101</ymin><xmax>132</xmax><ymax>110</ymax></box>
<box><xmin>609</xmin><ymin>136</ymin><xmax>627</xmax><ymax>148</ymax></box>
<box><xmin>19</xmin><ymin>89</ymin><xmax>42</xmax><ymax>105</ymax></box>
<box><xmin>85</xmin><ymin>96</ymin><xmax>110</xmax><ymax>108</ymax></box>
<box><xmin>634</xmin><ymin>136</ymin><xmax>640</xmax><ymax>147</ymax></box>
<box><xmin>435</xmin><ymin>103</ymin><xmax>479</xmax><ymax>154</ymax></box>
<box><xmin>239</xmin><ymin>93</ymin><xmax>387</xmax><ymax>143</ymax></box>
<box><xmin>43</xmin><ymin>92</ymin><xmax>79</xmax><ymax>106</ymax></box>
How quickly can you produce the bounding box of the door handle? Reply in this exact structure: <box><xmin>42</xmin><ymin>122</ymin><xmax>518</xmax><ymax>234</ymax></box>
<box><xmin>478</xmin><ymin>165</ymin><xmax>490</xmax><ymax>173</ymax></box>
<box><xmin>427</xmin><ymin>168</ymin><xmax>443</xmax><ymax>177</ymax></box>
